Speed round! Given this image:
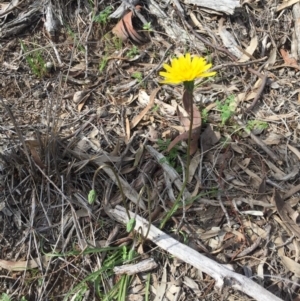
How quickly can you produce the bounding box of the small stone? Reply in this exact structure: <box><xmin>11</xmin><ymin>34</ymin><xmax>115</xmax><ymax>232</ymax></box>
<box><xmin>44</xmin><ymin>62</ymin><xmax>54</xmax><ymax>70</ymax></box>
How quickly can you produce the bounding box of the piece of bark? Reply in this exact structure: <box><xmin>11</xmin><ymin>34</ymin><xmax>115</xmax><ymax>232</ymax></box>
<box><xmin>109</xmin><ymin>205</ymin><xmax>282</xmax><ymax>301</ymax></box>
<box><xmin>293</xmin><ymin>3</ymin><xmax>300</xmax><ymax>59</ymax></box>
<box><xmin>114</xmin><ymin>258</ymin><xmax>158</xmax><ymax>275</ymax></box>
<box><xmin>183</xmin><ymin>0</ymin><xmax>240</xmax><ymax>15</ymax></box>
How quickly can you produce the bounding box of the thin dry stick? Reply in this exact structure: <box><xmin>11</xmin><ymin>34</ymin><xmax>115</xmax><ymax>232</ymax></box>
<box><xmin>217</xmin><ymin>191</ymin><xmax>231</xmax><ymax>228</ymax></box>
<box><xmin>230</xmin><ymin>237</ymin><xmax>262</xmax><ymax>259</ymax></box>
<box><xmin>245</xmin><ymin>70</ymin><xmax>268</xmax><ymax>112</ymax></box>
<box><xmin>210</xmin><ymin>57</ymin><xmax>268</xmax><ymax>71</ymax></box>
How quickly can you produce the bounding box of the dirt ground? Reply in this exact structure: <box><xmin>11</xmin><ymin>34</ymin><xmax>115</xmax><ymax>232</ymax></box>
<box><xmin>1</xmin><ymin>0</ymin><xmax>300</xmax><ymax>300</ymax></box>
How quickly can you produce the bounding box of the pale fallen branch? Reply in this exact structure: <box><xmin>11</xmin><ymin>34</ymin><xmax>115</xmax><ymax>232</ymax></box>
<box><xmin>109</xmin><ymin>205</ymin><xmax>282</xmax><ymax>301</ymax></box>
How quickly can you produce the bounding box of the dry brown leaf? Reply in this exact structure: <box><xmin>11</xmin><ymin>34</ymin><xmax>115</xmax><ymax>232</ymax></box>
<box><xmin>277</xmin><ymin>0</ymin><xmax>300</xmax><ymax>12</ymax></box>
<box><xmin>200</xmin><ymin>125</ymin><xmax>220</xmax><ymax>153</ymax></box>
<box><xmin>154</xmin><ymin>263</ymin><xmax>167</xmax><ymax>301</ymax></box>
<box><xmin>26</xmin><ymin>140</ymin><xmax>46</xmax><ymax>169</ymax></box>
<box><xmin>230</xmin><ymin>143</ymin><xmax>244</xmax><ymax>154</ymax></box>
<box><xmin>69</xmin><ymin>61</ymin><xmax>86</xmax><ymax>73</ymax></box>
<box><xmin>0</xmin><ymin>256</ymin><xmax>50</xmax><ymax>271</ymax></box>
<box><xmin>272</xmin><ymin>190</ymin><xmax>300</xmax><ymax>239</ymax></box>
<box><xmin>288</xmin><ymin>144</ymin><xmax>300</xmax><ymax>160</ymax></box>
<box><xmin>188</xmin><ymin>150</ymin><xmax>201</xmax><ymax>183</ymax></box>
<box><xmin>237</xmin><ymin>163</ymin><xmax>261</xmax><ymax>188</ymax></box>
<box><xmin>281</xmin><ymin>256</ymin><xmax>300</xmax><ymax>277</ymax></box>
<box><xmin>239</xmin><ymin>35</ymin><xmax>258</xmax><ymax>62</ymax></box>
<box><xmin>237</xmin><ymin>91</ymin><xmax>259</xmax><ymax>102</ymax></box>
<box><xmin>243</xmin><ymin>220</ymin><xmax>267</xmax><ymax>238</ymax></box>
<box><xmin>0</xmin><ymin>0</ymin><xmax>18</xmax><ymax>16</ymax></box>
<box><xmin>73</xmin><ymin>90</ymin><xmax>89</xmax><ymax>104</ymax></box>
<box><xmin>265</xmin><ymin>47</ymin><xmax>277</xmax><ymax>68</ymax></box>
<box><xmin>183</xmin><ymin>276</ymin><xmax>201</xmax><ymax>296</ymax></box>
<box><xmin>280</xmin><ymin>48</ymin><xmax>300</xmax><ymax>69</ymax></box>
<box><xmin>74</xmin><ymin>90</ymin><xmax>91</xmax><ymax>112</ymax></box>
<box><xmin>130</xmin><ymin>87</ymin><xmax>160</xmax><ymax>129</ymax></box>
<box><xmin>262</xmin><ymin>133</ymin><xmax>283</xmax><ymax>145</ymax></box>
<box><xmin>176</xmin><ymin>105</ymin><xmax>190</xmax><ymax>130</ymax></box>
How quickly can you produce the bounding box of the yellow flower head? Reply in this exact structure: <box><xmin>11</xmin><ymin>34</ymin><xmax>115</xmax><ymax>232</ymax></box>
<box><xmin>159</xmin><ymin>53</ymin><xmax>216</xmax><ymax>85</ymax></box>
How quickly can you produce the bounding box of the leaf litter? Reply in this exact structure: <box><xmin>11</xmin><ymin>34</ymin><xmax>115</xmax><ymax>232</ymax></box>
<box><xmin>1</xmin><ymin>0</ymin><xmax>300</xmax><ymax>300</ymax></box>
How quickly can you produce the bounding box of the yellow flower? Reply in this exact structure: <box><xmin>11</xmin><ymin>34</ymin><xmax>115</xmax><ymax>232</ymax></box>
<box><xmin>159</xmin><ymin>53</ymin><xmax>216</xmax><ymax>85</ymax></box>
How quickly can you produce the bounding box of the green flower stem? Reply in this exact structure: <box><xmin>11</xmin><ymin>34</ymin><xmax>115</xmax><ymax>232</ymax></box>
<box><xmin>184</xmin><ymin>81</ymin><xmax>194</xmax><ymax>93</ymax></box>
<box><xmin>160</xmin><ymin>84</ymin><xmax>194</xmax><ymax>229</ymax></box>
<box><xmin>185</xmin><ymin>88</ymin><xmax>193</xmax><ymax>182</ymax></box>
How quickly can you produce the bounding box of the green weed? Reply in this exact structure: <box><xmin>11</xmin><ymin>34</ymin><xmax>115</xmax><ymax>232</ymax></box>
<box><xmin>126</xmin><ymin>45</ymin><xmax>139</xmax><ymax>58</ymax></box>
<box><xmin>216</xmin><ymin>94</ymin><xmax>236</xmax><ymax>125</ymax></box>
<box><xmin>102</xmin><ymin>33</ymin><xmax>122</xmax><ymax>51</ymax></box>
<box><xmin>131</xmin><ymin>71</ymin><xmax>143</xmax><ymax>82</ymax></box>
<box><xmin>0</xmin><ymin>294</ymin><xmax>28</xmax><ymax>301</ymax></box>
<box><xmin>93</xmin><ymin>6</ymin><xmax>112</xmax><ymax>24</ymax></box>
<box><xmin>98</xmin><ymin>34</ymin><xmax>123</xmax><ymax>72</ymax></box>
<box><xmin>246</xmin><ymin>120</ymin><xmax>268</xmax><ymax>131</ymax></box>
<box><xmin>0</xmin><ymin>294</ymin><xmax>10</xmax><ymax>301</ymax></box>
<box><xmin>112</xmin><ymin>36</ymin><xmax>123</xmax><ymax>50</ymax></box>
<box><xmin>99</xmin><ymin>55</ymin><xmax>108</xmax><ymax>73</ymax></box>
<box><xmin>20</xmin><ymin>41</ymin><xmax>47</xmax><ymax>78</ymax></box>
<box><xmin>152</xmin><ymin>104</ymin><xmax>159</xmax><ymax>112</ymax></box>
<box><xmin>159</xmin><ymin>189</ymin><xmax>219</xmax><ymax>229</ymax></box>
<box><xmin>143</xmin><ymin>22</ymin><xmax>152</xmax><ymax>31</ymax></box>
<box><xmin>60</xmin><ymin>246</ymin><xmax>136</xmax><ymax>301</ymax></box>
<box><xmin>145</xmin><ymin>273</ymin><xmax>151</xmax><ymax>301</ymax></box>
<box><xmin>201</xmin><ymin>108</ymin><xmax>208</xmax><ymax>123</ymax></box>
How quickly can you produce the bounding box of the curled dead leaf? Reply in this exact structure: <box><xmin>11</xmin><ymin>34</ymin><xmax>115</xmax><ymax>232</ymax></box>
<box><xmin>112</xmin><ymin>6</ymin><xmax>146</xmax><ymax>43</ymax></box>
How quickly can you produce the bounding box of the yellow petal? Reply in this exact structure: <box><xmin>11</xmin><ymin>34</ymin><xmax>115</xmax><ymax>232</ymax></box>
<box><xmin>159</xmin><ymin>53</ymin><xmax>216</xmax><ymax>84</ymax></box>
<box><xmin>199</xmin><ymin>71</ymin><xmax>216</xmax><ymax>78</ymax></box>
